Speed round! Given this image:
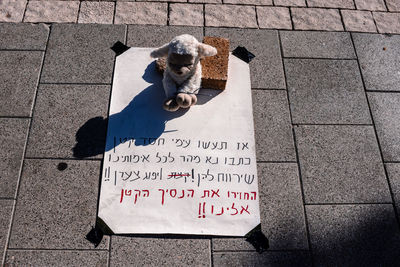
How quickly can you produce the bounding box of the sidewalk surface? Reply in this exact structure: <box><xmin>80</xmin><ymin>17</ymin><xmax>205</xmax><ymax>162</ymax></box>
<box><xmin>1</xmin><ymin>0</ymin><xmax>400</xmax><ymax>266</ymax></box>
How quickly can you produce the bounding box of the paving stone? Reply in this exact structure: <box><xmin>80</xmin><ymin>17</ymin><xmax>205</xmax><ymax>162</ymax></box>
<box><xmin>0</xmin><ymin>200</ymin><xmax>14</xmax><ymax>267</ymax></box>
<box><xmin>373</xmin><ymin>12</ymin><xmax>400</xmax><ymax>34</ymax></box>
<box><xmin>281</xmin><ymin>31</ymin><xmax>355</xmax><ymax>59</ymax></box>
<box><xmin>386</xmin><ymin>164</ymin><xmax>400</xmax><ymax>220</ymax></box>
<box><xmin>274</xmin><ymin>0</ymin><xmax>306</xmax><ymax>6</ymax></box>
<box><xmin>78</xmin><ymin>1</ymin><xmax>114</xmax><ymax>24</ymax></box>
<box><xmin>353</xmin><ymin>33</ymin><xmax>400</xmax><ymax>91</ymax></box>
<box><xmin>115</xmin><ymin>2</ymin><xmax>167</xmax><ymax>25</ymax></box>
<box><xmin>0</xmin><ymin>23</ymin><xmax>49</xmax><ymax>50</ymax></box>
<box><xmin>189</xmin><ymin>0</ymin><xmax>221</xmax><ymax>3</ymax></box>
<box><xmin>24</xmin><ymin>1</ymin><xmax>80</xmax><ymax>23</ymax></box>
<box><xmin>41</xmin><ymin>24</ymin><xmax>125</xmax><ymax>83</ymax></box>
<box><xmin>252</xmin><ymin>91</ymin><xmax>295</xmax><ymax>161</ymax></box>
<box><xmin>285</xmin><ymin>59</ymin><xmax>370</xmax><ymax>124</ymax></box>
<box><xmin>169</xmin><ymin>3</ymin><xmax>203</xmax><ymax>26</ymax></box>
<box><xmin>307</xmin><ymin>0</ymin><xmax>354</xmax><ymax>8</ymax></box>
<box><xmin>291</xmin><ymin>8</ymin><xmax>344</xmax><ymax>31</ymax></box>
<box><xmin>110</xmin><ymin>236</ymin><xmax>210</xmax><ymax>266</ymax></box>
<box><xmin>386</xmin><ymin>0</ymin><xmax>400</xmax><ymax>11</ymax></box>
<box><xmin>8</xmin><ymin>159</ymin><xmax>109</xmax><ymax>249</ymax></box>
<box><xmin>0</xmin><ymin>0</ymin><xmax>26</xmax><ymax>22</ymax></box>
<box><xmin>354</xmin><ymin>0</ymin><xmax>386</xmax><ymax>11</ymax></box>
<box><xmin>213</xmin><ymin>163</ymin><xmax>307</xmax><ymax>250</ymax></box>
<box><xmin>127</xmin><ymin>25</ymin><xmax>203</xmax><ymax>47</ymax></box>
<box><xmin>0</xmin><ymin>51</ymin><xmax>43</xmax><ymax>117</ymax></box>
<box><xmin>213</xmin><ymin>251</ymin><xmax>312</xmax><ymax>266</ymax></box>
<box><xmin>306</xmin><ymin>204</ymin><xmax>400</xmax><ymax>266</ymax></box>
<box><xmin>368</xmin><ymin>93</ymin><xmax>400</xmax><ymax>161</ymax></box>
<box><xmin>224</xmin><ymin>0</ymin><xmax>272</xmax><ymax>4</ymax></box>
<box><xmin>295</xmin><ymin>125</ymin><xmax>390</xmax><ymax>203</ymax></box>
<box><xmin>26</xmin><ymin>84</ymin><xmax>109</xmax><ymax>159</ymax></box>
<box><xmin>205</xmin><ymin>4</ymin><xmax>257</xmax><ymax>28</ymax></box>
<box><xmin>5</xmin><ymin>250</ymin><xmax>108</xmax><ymax>266</ymax></box>
<box><xmin>257</xmin><ymin>6</ymin><xmax>292</xmax><ymax>29</ymax></box>
<box><xmin>205</xmin><ymin>28</ymin><xmax>285</xmax><ymax>89</ymax></box>
<box><xmin>0</xmin><ymin>119</ymin><xmax>29</xmax><ymax>198</ymax></box>
<box><xmin>341</xmin><ymin>10</ymin><xmax>377</xmax><ymax>32</ymax></box>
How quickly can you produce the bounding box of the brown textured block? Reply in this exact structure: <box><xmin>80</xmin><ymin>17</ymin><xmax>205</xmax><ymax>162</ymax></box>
<box><xmin>154</xmin><ymin>36</ymin><xmax>230</xmax><ymax>90</ymax></box>
<box><xmin>201</xmin><ymin>36</ymin><xmax>229</xmax><ymax>90</ymax></box>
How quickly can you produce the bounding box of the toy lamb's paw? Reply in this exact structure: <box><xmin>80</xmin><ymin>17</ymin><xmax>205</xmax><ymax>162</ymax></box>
<box><xmin>163</xmin><ymin>98</ymin><xmax>180</xmax><ymax>112</ymax></box>
<box><xmin>176</xmin><ymin>93</ymin><xmax>194</xmax><ymax>108</ymax></box>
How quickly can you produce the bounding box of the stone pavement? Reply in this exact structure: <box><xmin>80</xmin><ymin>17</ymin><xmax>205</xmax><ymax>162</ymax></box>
<box><xmin>1</xmin><ymin>2</ymin><xmax>400</xmax><ymax>266</ymax></box>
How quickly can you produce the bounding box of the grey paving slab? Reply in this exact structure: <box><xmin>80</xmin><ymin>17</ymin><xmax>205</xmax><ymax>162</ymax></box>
<box><xmin>280</xmin><ymin>31</ymin><xmax>356</xmax><ymax>59</ymax></box>
<box><xmin>252</xmin><ymin>90</ymin><xmax>295</xmax><ymax>162</ymax></box>
<box><xmin>110</xmin><ymin>236</ymin><xmax>210</xmax><ymax>266</ymax></box>
<box><xmin>285</xmin><ymin>59</ymin><xmax>371</xmax><ymax>124</ymax></box>
<box><xmin>8</xmin><ymin>159</ymin><xmax>109</xmax><ymax>249</ymax></box>
<box><xmin>306</xmin><ymin>204</ymin><xmax>400</xmax><ymax>266</ymax></box>
<box><xmin>127</xmin><ymin>25</ymin><xmax>203</xmax><ymax>47</ymax></box>
<box><xmin>0</xmin><ymin>23</ymin><xmax>49</xmax><ymax>50</ymax></box>
<box><xmin>386</xmin><ymin>164</ymin><xmax>400</xmax><ymax>221</ymax></box>
<box><xmin>353</xmin><ymin>33</ymin><xmax>400</xmax><ymax>91</ymax></box>
<box><xmin>0</xmin><ymin>51</ymin><xmax>43</xmax><ymax>117</ymax></box>
<box><xmin>368</xmin><ymin>92</ymin><xmax>400</xmax><ymax>161</ymax></box>
<box><xmin>213</xmin><ymin>251</ymin><xmax>312</xmax><ymax>266</ymax></box>
<box><xmin>0</xmin><ymin>200</ymin><xmax>14</xmax><ymax>267</ymax></box>
<box><xmin>205</xmin><ymin>28</ymin><xmax>285</xmax><ymax>89</ymax></box>
<box><xmin>41</xmin><ymin>24</ymin><xmax>125</xmax><ymax>83</ymax></box>
<box><xmin>295</xmin><ymin>125</ymin><xmax>391</xmax><ymax>203</ymax></box>
<box><xmin>0</xmin><ymin>118</ymin><xmax>29</xmax><ymax>198</ymax></box>
<box><xmin>26</xmin><ymin>84</ymin><xmax>110</xmax><ymax>159</ymax></box>
<box><xmin>5</xmin><ymin>250</ymin><xmax>108</xmax><ymax>267</ymax></box>
<box><xmin>213</xmin><ymin>163</ymin><xmax>308</xmax><ymax>251</ymax></box>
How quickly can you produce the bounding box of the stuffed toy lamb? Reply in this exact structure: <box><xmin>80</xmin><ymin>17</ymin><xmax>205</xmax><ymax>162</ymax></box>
<box><xmin>150</xmin><ymin>34</ymin><xmax>217</xmax><ymax>111</ymax></box>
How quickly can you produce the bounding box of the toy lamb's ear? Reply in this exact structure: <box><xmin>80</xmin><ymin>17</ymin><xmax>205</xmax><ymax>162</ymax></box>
<box><xmin>198</xmin><ymin>43</ymin><xmax>217</xmax><ymax>57</ymax></box>
<box><xmin>150</xmin><ymin>43</ymin><xmax>169</xmax><ymax>58</ymax></box>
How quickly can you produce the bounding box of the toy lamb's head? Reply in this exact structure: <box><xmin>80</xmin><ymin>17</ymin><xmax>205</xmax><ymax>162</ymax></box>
<box><xmin>150</xmin><ymin>34</ymin><xmax>217</xmax><ymax>77</ymax></box>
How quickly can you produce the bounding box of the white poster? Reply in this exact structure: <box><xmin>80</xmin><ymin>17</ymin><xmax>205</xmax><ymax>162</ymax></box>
<box><xmin>98</xmin><ymin>47</ymin><xmax>260</xmax><ymax>236</ymax></box>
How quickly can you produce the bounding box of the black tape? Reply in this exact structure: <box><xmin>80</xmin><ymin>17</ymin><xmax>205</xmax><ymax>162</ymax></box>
<box><xmin>245</xmin><ymin>224</ymin><xmax>269</xmax><ymax>253</ymax></box>
<box><xmin>111</xmin><ymin>41</ymin><xmax>130</xmax><ymax>56</ymax></box>
<box><xmin>86</xmin><ymin>226</ymin><xmax>104</xmax><ymax>248</ymax></box>
<box><xmin>232</xmin><ymin>46</ymin><xmax>255</xmax><ymax>63</ymax></box>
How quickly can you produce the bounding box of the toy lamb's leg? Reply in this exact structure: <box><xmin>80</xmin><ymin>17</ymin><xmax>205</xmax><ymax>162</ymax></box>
<box><xmin>176</xmin><ymin>65</ymin><xmax>202</xmax><ymax>108</ymax></box>
<box><xmin>162</xmin><ymin>72</ymin><xmax>180</xmax><ymax>112</ymax></box>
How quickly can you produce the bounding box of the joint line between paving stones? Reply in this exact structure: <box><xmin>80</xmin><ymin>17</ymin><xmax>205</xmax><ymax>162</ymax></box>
<box><xmin>251</xmin><ymin>88</ymin><xmax>286</xmax><ymax>91</ymax></box>
<box><xmin>288</xmin><ymin>6</ymin><xmax>294</xmax><ymax>30</ymax></box>
<box><xmin>167</xmin><ymin>2</ymin><xmax>170</xmax><ymax>26</ymax></box>
<box><xmin>350</xmin><ymin>32</ymin><xmax>400</xmax><ymax>229</ymax></box>
<box><xmin>107</xmin><ymin>236</ymin><xmax>111</xmax><ymax>267</ymax></box>
<box><xmin>277</xmin><ymin>30</ymin><xmax>314</xmax><ymax>266</ymax></box>
<box><xmin>112</xmin><ymin>1</ymin><xmax>117</xmax><ymax>25</ymax></box>
<box><xmin>255</xmin><ymin>5</ymin><xmax>260</xmax><ymax>29</ymax></box>
<box><xmin>339</xmin><ymin>8</ymin><xmax>346</xmax><ymax>31</ymax></box>
<box><xmin>283</xmin><ymin>56</ymin><xmax>357</xmax><ymax>60</ymax></box>
<box><xmin>305</xmin><ymin>202</ymin><xmax>393</xmax><ymax>206</ymax></box>
<box><xmin>209</xmin><ymin>238</ymin><xmax>214</xmax><ymax>267</ymax></box>
<box><xmin>212</xmin><ymin>248</ymin><xmax>310</xmax><ymax>252</ymax></box>
<box><xmin>40</xmin><ymin>82</ymin><xmax>111</xmax><ymax>86</ymax></box>
<box><xmin>6</xmin><ymin>248</ymin><xmax>109</xmax><ymax>252</ymax></box>
<box><xmin>3</xmin><ymin>23</ymin><xmax>52</xmax><ymax>266</ymax></box>
<box><xmin>293</xmin><ymin>123</ymin><xmax>374</xmax><ymax>126</ymax></box>
<box><xmin>77</xmin><ymin>1</ymin><xmax>82</xmax><ymax>23</ymax></box>
<box><xmin>383</xmin><ymin>0</ymin><xmax>389</xmax><ymax>12</ymax></box>
<box><xmin>0</xmin><ymin>116</ymin><xmax>31</xmax><ymax>119</ymax></box>
<box><xmin>21</xmin><ymin>0</ymin><xmax>29</xmax><ymax>23</ymax></box>
<box><xmin>366</xmin><ymin>90</ymin><xmax>400</xmax><ymax>93</ymax></box>
<box><xmin>0</xmin><ymin>49</ymin><xmax>46</xmax><ymax>52</ymax></box>
<box><xmin>371</xmin><ymin>11</ymin><xmax>380</xmax><ymax>33</ymax></box>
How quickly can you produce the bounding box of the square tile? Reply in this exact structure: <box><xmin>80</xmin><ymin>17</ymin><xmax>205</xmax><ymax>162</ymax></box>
<box><xmin>341</xmin><ymin>10</ymin><xmax>377</xmax><ymax>32</ymax></box>
<box><xmin>306</xmin><ymin>204</ymin><xmax>400</xmax><ymax>265</ymax></box>
<box><xmin>295</xmin><ymin>125</ymin><xmax>390</xmax><ymax>203</ymax></box>
<box><xmin>205</xmin><ymin>27</ymin><xmax>286</xmax><ymax>89</ymax></box>
<box><xmin>115</xmin><ymin>2</ymin><xmax>167</xmax><ymax>25</ymax></box>
<box><xmin>0</xmin><ymin>200</ymin><xmax>14</xmax><ymax>267</ymax></box>
<box><xmin>368</xmin><ymin>93</ymin><xmax>400</xmax><ymax>161</ymax></box>
<box><xmin>386</xmin><ymin>0</ymin><xmax>400</xmax><ymax>11</ymax></box>
<box><xmin>110</xmin><ymin>236</ymin><xmax>210</xmax><ymax>266</ymax></box>
<box><xmin>127</xmin><ymin>25</ymin><xmax>203</xmax><ymax>47</ymax></box>
<box><xmin>0</xmin><ymin>118</ymin><xmax>29</xmax><ymax>198</ymax></box>
<box><xmin>291</xmin><ymin>8</ymin><xmax>344</xmax><ymax>31</ymax></box>
<box><xmin>353</xmin><ymin>33</ymin><xmax>400</xmax><ymax>91</ymax></box>
<box><xmin>78</xmin><ymin>1</ymin><xmax>114</xmax><ymax>24</ymax></box>
<box><xmin>252</xmin><ymin>90</ymin><xmax>295</xmax><ymax>161</ymax></box>
<box><xmin>41</xmin><ymin>24</ymin><xmax>125</xmax><ymax>83</ymax></box>
<box><xmin>9</xmin><ymin>159</ymin><xmax>109</xmax><ymax>249</ymax></box>
<box><xmin>0</xmin><ymin>0</ymin><xmax>26</xmax><ymax>22</ymax></box>
<box><xmin>213</xmin><ymin>251</ymin><xmax>312</xmax><ymax>266</ymax></box>
<box><xmin>386</xmin><ymin>163</ymin><xmax>400</xmax><ymax>220</ymax></box>
<box><xmin>24</xmin><ymin>1</ymin><xmax>80</xmax><ymax>23</ymax></box>
<box><xmin>5</xmin><ymin>250</ymin><xmax>108</xmax><ymax>266</ymax></box>
<box><xmin>169</xmin><ymin>3</ymin><xmax>204</xmax><ymax>26</ymax></box>
<box><xmin>0</xmin><ymin>51</ymin><xmax>43</xmax><ymax>116</ymax></box>
<box><xmin>284</xmin><ymin>59</ymin><xmax>371</xmax><ymax>124</ymax></box>
<box><xmin>0</xmin><ymin>23</ymin><xmax>49</xmax><ymax>50</ymax></box>
<box><xmin>373</xmin><ymin>12</ymin><xmax>400</xmax><ymax>34</ymax></box>
<box><xmin>257</xmin><ymin>6</ymin><xmax>292</xmax><ymax>29</ymax></box>
<box><xmin>205</xmin><ymin>4</ymin><xmax>257</xmax><ymax>28</ymax></box>
<box><xmin>26</xmin><ymin>84</ymin><xmax>110</xmax><ymax>159</ymax></box>
<box><xmin>280</xmin><ymin>31</ymin><xmax>356</xmax><ymax>59</ymax></box>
